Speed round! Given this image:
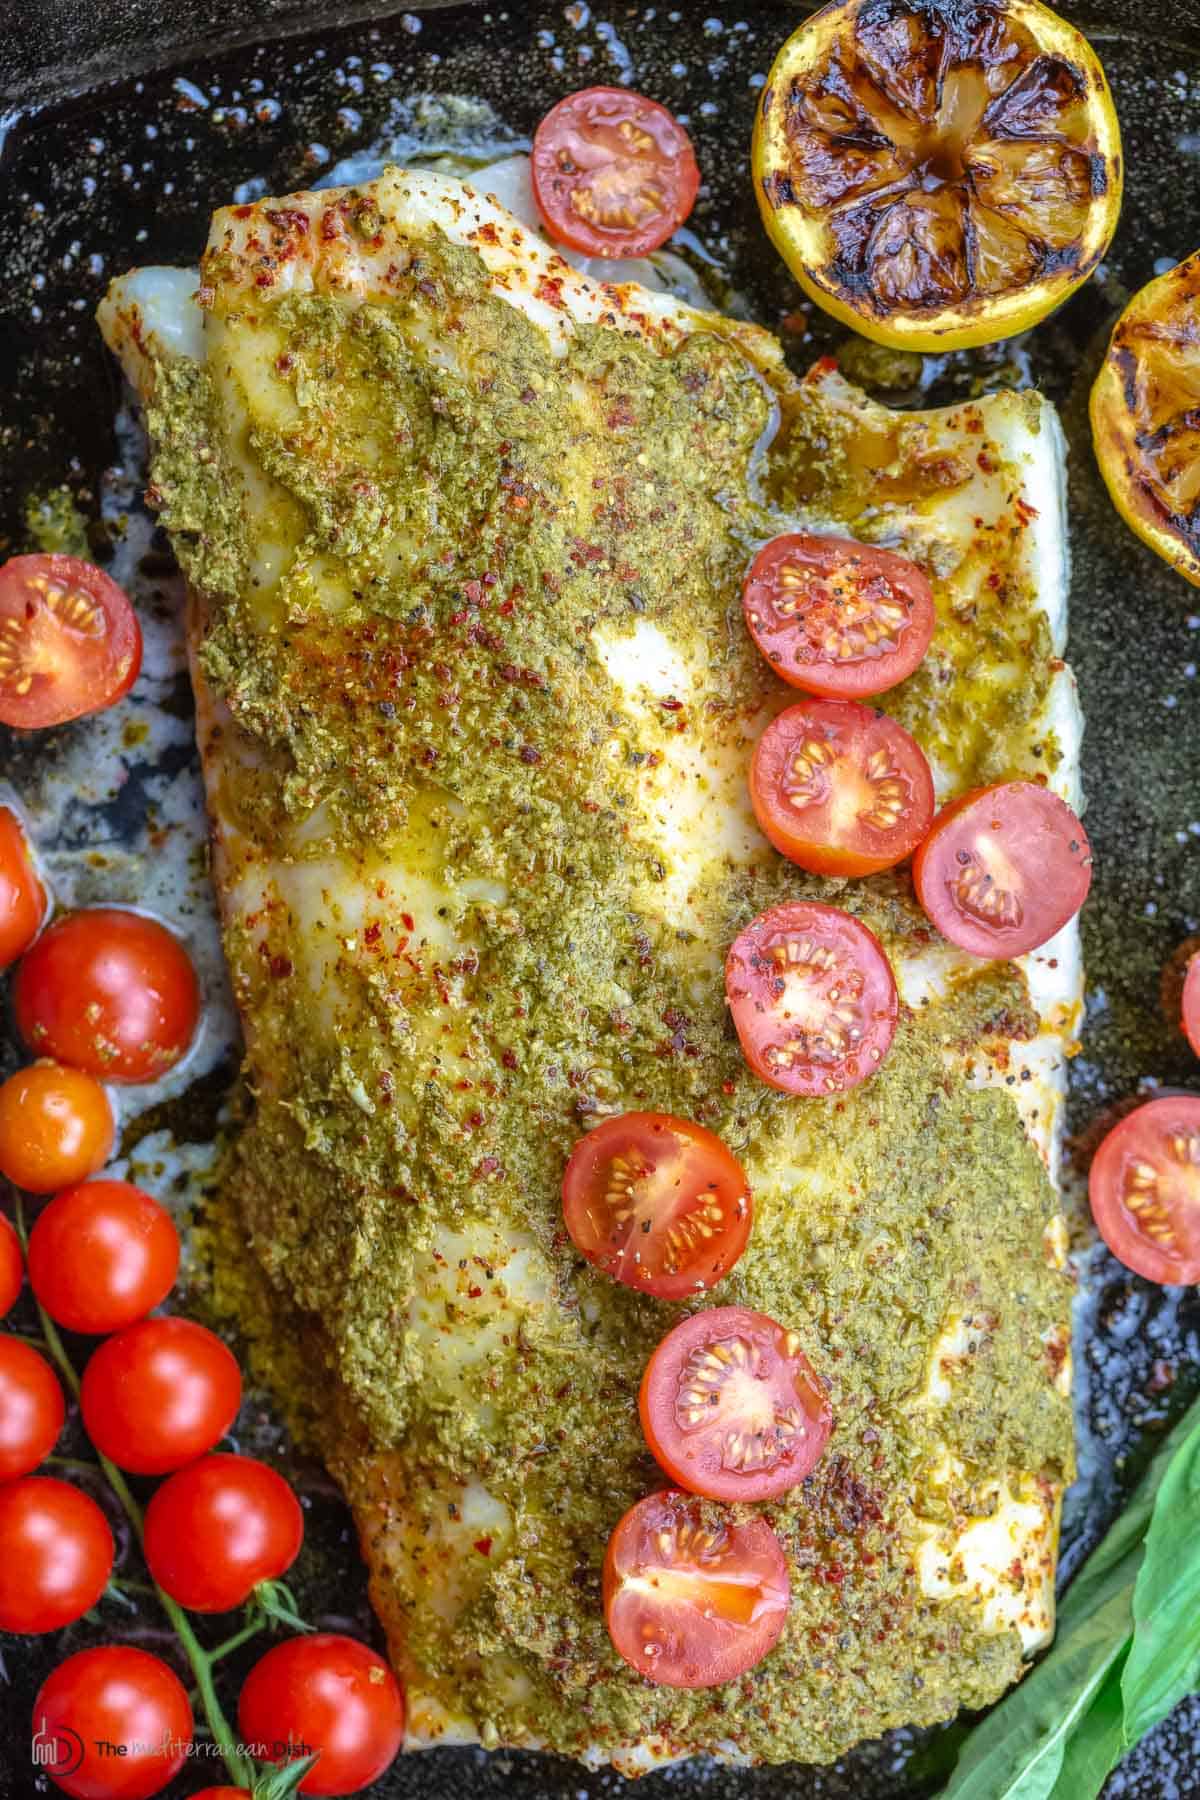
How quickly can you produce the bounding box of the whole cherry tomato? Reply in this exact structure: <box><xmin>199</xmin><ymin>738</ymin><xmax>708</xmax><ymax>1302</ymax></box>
<box><xmin>28</xmin><ymin>1179</ymin><xmax>179</xmax><ymax>1334</ymax></box>
<box><xmin>238</xmin><ymin>1634</ymin><xmax>405</xmax><ymax>1796</ymax></box>
<box><xmin>81</xmin><ymin>1318</ymin><xmax>241</xmax><ymax>1475</ymax></box>
<box><xmin>32</xmin><ymin>1645</ymin><xmax>191</xmax><ymax>1800</ymax></box>
<box><xmin>0</xmin><ymin>1336</ymin><xmax>65</xmax><ymax>1478</ymax></box>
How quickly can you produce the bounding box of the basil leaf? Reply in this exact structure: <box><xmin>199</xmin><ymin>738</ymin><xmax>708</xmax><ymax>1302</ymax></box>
<box><xmin>1121</xmin><ymin>1404</ymin><xmax>1200</xmax><ymax>1746</ymax></box>
<box><xmin>1046</xmin><ymin>1645</ymin><xmax>1130</xmax><ymax>1800</ymax></box>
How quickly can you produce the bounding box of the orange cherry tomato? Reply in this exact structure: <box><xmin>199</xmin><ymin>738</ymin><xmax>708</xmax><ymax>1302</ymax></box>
<box><xmin>0</xmin><ymin>1212</ymin><xmax>23</xmax><ymax>1317</ymax></box>
<box><xmin>0</xmin><ymin>1477</ymin><xmax>114</xmax><ymax>1634</ymax></box>
<box><xmin>28</xmin><ymin>1179</ymin><xmax>180</xmax><ymax>1334</ymax></box>
<box><xmin>531</xmin><ymin>86</ymin><xmax>700</xmax><ymax>258</ymax></box>
<box><xmin>0</xmin><ymin>554</ymin><xmax>141</xmax><ymax>729</ymax></box>
<box><xmin>32</xmin><ymin>1646</ymin><xmax>191</xmax><ymax>1800</ymax></box>
<box><xmin>0</xmin><ymin>805</ymin><xmax>46</xmax><ymax>967</ymax></box>
<box><xmin>603</xmin><ymin>1488</ymin><xmax>791</xmax><ymax>1688</ymax></box>
<box><xmin>913</xmin><ymin>781</ymin><xmax>1092</xmax><ymax>959</ymax></box>
<box><xmin>742</xmin><ymin>533</ymin><xmax>935</xmax><ymax>698</ymax></box>
<box><xmin>639</xmin><ymin>1305</ymin><xmax>831</xmax><ymax>1501</ymax></box>
<box><xmin>0</xmin><ymin>1337</ymin><xmax>65</xmax><ymax>1478</ymax></box>
<box><xmin>750</xmin><ymin>697</ymin><xmax>934</xmax><ymax>876</ymax></box>
<box><xmin>14</xmin><ymin>907</ymin><xmax>200</xmax><ymax>1084</ymax></box>
<box><xmin>725</xmin><ymin>901</ymin><xmax>897</xmax><ymax>1095</ymax></box>
<box><xmin>1183</xmin><ymin>956</ymin><xmax>1200</xmax><ymax>1058</ymax></box>
<box><xmin>562</xmin><ymin>1111</ymin><xmax>752</xmax><ymax>1299</ymax></box>
<box><xmin>1089</xmin><ymin>1096</ymin><xmax>1200</xmax><ymax>1286</ymax></box>
<box><xmin>81</xmin><ymin>1317</ymin><xmax>241</xmax><ymax>1475</ymax></box>
<box><xmin>0</xmin><ymin>1062</ymin><xmax>115</xmax><ymax>1194</ymax></box>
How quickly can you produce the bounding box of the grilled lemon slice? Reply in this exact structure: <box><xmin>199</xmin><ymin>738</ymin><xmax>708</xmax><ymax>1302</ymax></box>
<box><xmin>752</xmin><ymin>0</ymin><xmax>1122</xmax><ymax>353</ymax></box>
<box><xmin>1091</xmin><ymin>250</ymin><xmax>1200</xmax><ymax>589</ymax></box>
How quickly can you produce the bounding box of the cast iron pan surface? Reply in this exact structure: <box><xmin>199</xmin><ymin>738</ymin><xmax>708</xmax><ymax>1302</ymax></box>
<box><xmin>1</xmin><ymin>3</ymin><xmax>1199</xmax><ymax>1794</ymax></box>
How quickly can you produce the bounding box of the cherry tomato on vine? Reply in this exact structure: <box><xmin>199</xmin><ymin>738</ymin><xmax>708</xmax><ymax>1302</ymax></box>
<box><xmin>912</xmin><ymin>781</ymin><xmax>1092</xmax><ymax>959</ymax></box>
<box><xmin>33</xmin><ymin>1646</ymin><xmax>191</xmax><ymax>1800</ymax></box>
<box><xmin>0</xmin><ymin>553</ymin><xmax>141</xmax><ymax>730</ymax></box>
<box><xmin>14</xmin><ymin>907</ymin><xmax>201</xmax><ymax>1084</ymax></box>
<box><xmin>144</xmin><ymin>1453</ymin><xmax>304</xmax><ymax>1613</ymax></box>
<box><xmin>742</xmin><ymin>533</ymin><xmax>935</xmax><ymax>698</ymax></box>
<box><xmin>28</xmin><ymin>1179</ymin><xmax>179</xmax><ymax>1334</ymax></box>
<box><xmin>238</xmin><ymin>1634</ymin><xmax>406</xmax><ymax>1796</ymax></box>
<box><xmin>0</xmin><ymin>1061</ymin><xmax>114</xmax><ymax>1193</ymax></box>
<box><xmin>1089</xmin><ymin>1095</ymin><xmax>1200</xmax><ymax>1286</ymax></box>
<box><xmin>562</xmin><ymin>1112</ymin><xmax>752</xmax><ymax>1299</ymax></box>
<box><xmin>0</xmin><ymin>1476</ymin><xmax>114</xmax><ymax>1634</ymax></box>
<box><xmin>725</xmin><ymin>901</ymin><xmax>897</xmax><ymax>1095</ymax></box>
<box><xmin>0</xmin><ymin>1211</ymin><xmax>23</xmax><ymax>1317</ymax></box>
<box><xmin>603</xmin><ymin>1489</ymin><xmax>791</xmax><ymax>1688</ymax></box>
<box><xmin>0</xmin><ymin>1336</ymin><xmax>65</xmax><ymax>1477</ymax></box>
<box><xmin>640</xmin><ymin>1305</ymin><xmax>832</xmax><ymax>1500</ymax></box>
<box><xmin>0</xmin><ymin>804</ymin><xmax>46</xmax><ymax>967</ymax></box>
<box><xmin>750</xmin><ymin>697</ymin><xmax>934</xmax><ymax>876</ymax></box>
<box><xmin>531</xmin><ymin>86</ymin><xmax>700</xmax><ymax>258</ymax></box>
<box><xmin>81</xmin><ymin>1317</ymin><xmax>241</xmax><ymax>1475</ymax></box>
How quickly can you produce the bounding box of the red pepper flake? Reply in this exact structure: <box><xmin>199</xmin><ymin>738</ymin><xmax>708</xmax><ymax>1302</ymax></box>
<box><xmin>269</xmin><ymin>954</ymin><xmax>293</xmax><ymax>980</ymax></box>
<box><xmin>1014</xmin><ymin>496</ymin><xmax>1039</xmax><ymax>525</ymax></box>
<box><xmin>519</xmin><ymin>744</ymin><xmax>542</xmax><ymax>764</ymax></box>
<box><xmin>501</xmin><ymin>1049</ymin><xmax>518</xmax><ymax>1070</ymax></box>
<box><xmin>535</xmin><ymin>274</ymin><xmax>567</xmax><ymax>309</ymax></box>
<box><xmin>977</xmin><ymin>450</ymin><xmax>995</xmax><ymax>474</ymax></box>
<box><xmin>467</xmin><ymin>1285</ymin><xmax>484</xmax><ymax>1299</ymax></box>
<box><xmin>265</xmin><ymin>206</ymin><xmax>310</xmax><ymax>235</ymax></box>
<box><xmin>822</xmin><ymin>1562</ymin><xmax>846</xmax><ymax>1586</ymax></box>
<box><xmin>660</xmin><ymin>696</ymin><xmax>683</xmax><ymax>712</ymax></box>
<box><xmin>364</xmin><ymin>922</ymin><xmax>382</xmax><ymax>946</ymax></box>
<box><xmin>473</xmin><ymin>1537</ymin><xmax>493</xmax><ymax>1556</ymax></box>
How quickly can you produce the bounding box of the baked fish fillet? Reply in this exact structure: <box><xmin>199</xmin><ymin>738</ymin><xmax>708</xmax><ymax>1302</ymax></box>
<box><xmin>99</xmin><ymin>162</ymin><xmax>1079</xmax><ymax>1772</ymax></box>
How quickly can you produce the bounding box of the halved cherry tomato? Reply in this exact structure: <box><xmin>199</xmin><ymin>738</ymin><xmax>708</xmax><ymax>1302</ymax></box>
<box><xmin>742</xmin><ymin>533</ymin><xmax>935</xmax><ymax>698</ymax></box>
<box><xmin>750</xmin><ymin>697</ymin><xmax>934</xmax><ymax>876</ymax></box>
<box><xmin>0</xmin><ymin>1061</ymin><xmax>115</xmax><ymax>1194</ymax></box>
<box><xmin>913</xmin><ymin>781</ymin><xmax>1092</xmax><ymax>960</ymax></box>
<box><xmin>603</xmin><ymin>1488</ymin><xmax>790</xmax><ymax>1688</ymax></box>
<box><xmin>0</xmin><ymin>1476</ymin><xmax>114</xmax><ymax>1634</ymax></box>
<box><xmin>0</xmin><ymin>554</ymin><xmax>141</xmax><ymax>729</ymax></box>
<box><xmin>0</xmin><ymin>805</ymin><xmax>46</xmax><ymax>968</ymax></box>
<box><xmin>28</xmin><ymin>1179</ymin><xmax>180</xmax><ymax>1334</ymax></box>
<box><xmin>144</xmin><ymin>1453</ymin><xmax>303</xmax><ymax>1612</ymax></box>
<box><xmin>640</xmin><ymin>1306</ymin><xmax>831</xmax><ymax>1501</ymax></box>
<box><xmin>0</xmin><ymin>1337</ymin><xmax>65</xmax><ymax>1478</ymax></box>
<box><xmin>1089</xmin><ymin>1096</ymin><xmax>1200</xmax><ymax>1286</ymax></box>
<box><xmin>237</xmin><ymin>1634</ymin><xmax>406</xmax><ymax>1796</ymax></box>
<box><xmin>33</xmin><ymin>1646</ymin><xmax>191</xmax><ymax>1800</ymax></box>
<box><xmin>0</xmin><ymin>1212</ymin><xmax>22</xmax><ymax>1317</ymax></box>
<box><xmin>725</xmin><ymin>901</ymin><xmax>897</xmax><ymax>1095</ymax></box>
<box><xmin>14</xmin><ymin>907</ymin><xmax>201</xmax><ymax>1084</ymax></box>
<box><xmin>1183</xmin><ymin>956</ymin><xmax>1200</xmax><ymax>1059</ymax></box>
<box><xmin>531</xmin><ymin>86</ymin><xmax>700</xmax><ymax>258</ymax></box>
<box><xmin>81</xmin><ymin>1317</ymin><xmax>241</xmax><ymax>1475</ymax></box>
<box><xmin>562</xmin><ymin>1112</ymin><xmax>752</xmax><ymax>1299</ymax></box>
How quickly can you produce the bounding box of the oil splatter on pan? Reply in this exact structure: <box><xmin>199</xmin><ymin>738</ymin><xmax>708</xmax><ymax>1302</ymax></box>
<box><xmin>0</xmin><ymin>3</ymin><xmax>1198</xmax><ymax>1796</ymax></box>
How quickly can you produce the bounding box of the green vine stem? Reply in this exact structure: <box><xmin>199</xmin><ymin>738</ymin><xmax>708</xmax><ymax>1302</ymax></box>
<box><xmin>13</xmin><ymin>1194</ymin><xmax>255</xmax><ymax>1788</ymax></box>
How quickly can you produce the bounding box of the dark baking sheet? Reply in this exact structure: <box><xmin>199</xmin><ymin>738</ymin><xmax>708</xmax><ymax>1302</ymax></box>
<box><xmin>1</xmin><ymin>2</ymin><xmax>1199</xmax><ymax>1795</ymax></box>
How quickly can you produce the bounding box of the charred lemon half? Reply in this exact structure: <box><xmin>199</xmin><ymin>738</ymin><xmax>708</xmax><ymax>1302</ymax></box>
<box><xmin>1091</xmin><ymin>251</ymin><xmax>1200</xmax><ymax>589</ymax></box>
<box><xmin>752</xmin><ymin>0</ymin><xmax>1122</xmax><ymax>352</ymax></box>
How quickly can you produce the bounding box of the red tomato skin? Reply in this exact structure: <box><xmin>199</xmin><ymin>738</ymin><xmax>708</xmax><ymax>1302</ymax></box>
<box><xmin>0</xmin><ymin>1211</ymin><xmax>23</xmax><ymax>1317</ymax></box>
<box><xmin>603</xmin><ymin>1489</ymin><xmax>791</xmax><ymax>1688</ymax></box>
<box><xmin>0</xmin><ymin>1061</ymin><xmax>115</xmax><ymax>1194</ymax></box>
<box><xmin>0</xmin><ymin>806</ymin><xmax>47</xmax><ymax>967</ymax></box>
<box><xmin>32</xmin><ymin>1646</ymin><xmax>191</xmax><ymax>1800</ymax></box>
<box><xmin>912</xmin><ymin>782</ymin><xmax>1092</xmax><ymax>959</ymax></box>
<box><xmin>28</xmin><ymin>1179</ymin><xmax>180</xmax><ymax>1334</ymax></box>
<box><xmin>0</xmin><ymin>554</ymin><xmax>142</xmax><ymax>730</ymax></box>
<box><xmin>561</xmin><ymin>1111</ymin><xmax>752</xmax><ymax>1299</ymax></box>
<box><xmin>144</xmin><ymin>1453</ymin><xmax>304</xmax><ymax>1612</ymax></box>
<box><xmin>238</xmin><ymin>1634</ymin><xmax>406</xmax><ymax>1796</ymax></box>
<box><xmin>742</xmin><ymin>534</ymin><xmax>935</xmax><ymax>698</ymax></box>
<box><xmin>725</xmin><ymin>902</ymin><xmax>898</xmax><ymax>1096</ymax></box>
<box><xmin>639</xmin><ymin>1306</ymin><xmax>832</xmax><ymax>1500</ymax></box>
<box><xmin>14</xmin><ymin>907</ymin><xmax>201</xmax><ymax>1084</ymax></box>
<box><xmin>0</xmin><ymin>1336</ymin><xmax>65</xmax><ymax>1478</ymax></box>
<box><xmin>1089</xmin><ymin>1096</ymin><xmax>1200</xmax><ymax>1286</ymax></box>
<box><xmin>81</xmin><ymin>1318</ymin><xmax>241</xmax><ymax>1476</ymax></box>
<box><xmin>750</xmin><ymin>698</ymin><xmax>935</xmax><ymax>876</ymax></box>
<box><xmin>1183</xmin><ymin>957</ymin><xmax>1200</xmax><ymax>1058</ymax></box>
<box><xmin>0</xmin><ymin>1476</ymin><xmax>114</xmax><ymax>1633</ymax></box>
<box><xmin>531</xmin><ymin>86</ymin><xmax>699</xmax><ymax>257</ymax></box>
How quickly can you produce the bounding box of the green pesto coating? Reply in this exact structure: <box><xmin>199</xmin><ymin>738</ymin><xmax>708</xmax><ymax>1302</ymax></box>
<box><xmin>142</xmin><ymin>216</ymin><xmax>1072</xmax><ymax>1763</ymax></box>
